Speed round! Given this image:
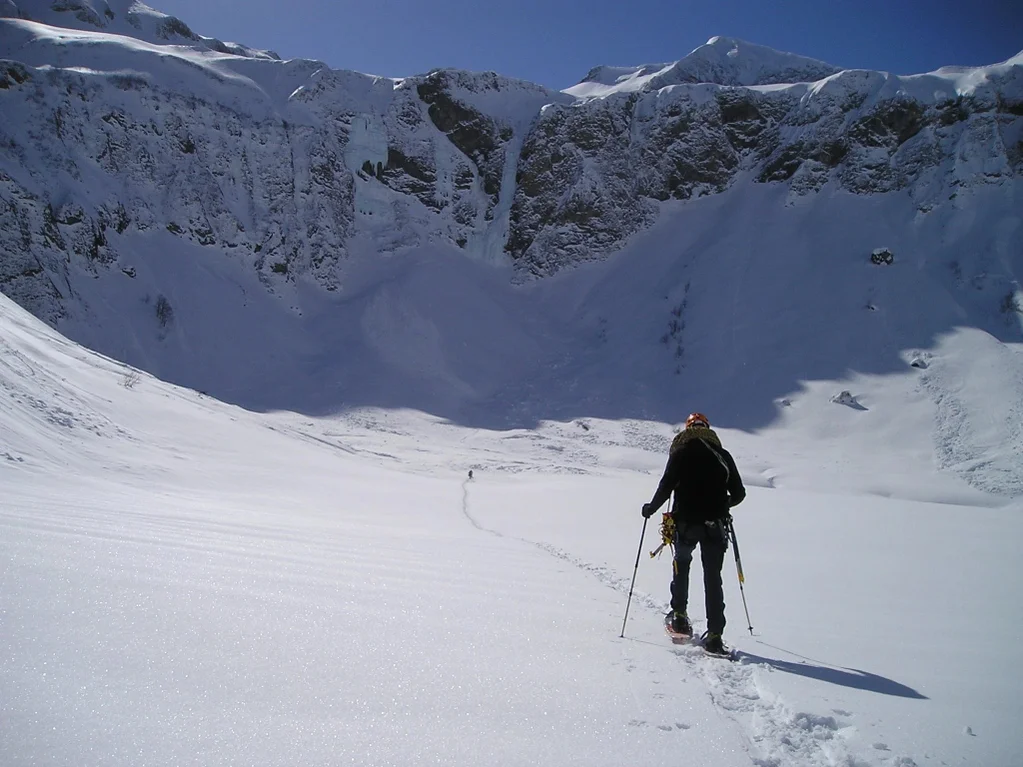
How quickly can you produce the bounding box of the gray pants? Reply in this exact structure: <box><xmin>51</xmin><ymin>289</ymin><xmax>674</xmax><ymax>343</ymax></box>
<box><xmin>671</xmin><ymin>521</ymin><xmax>727</xmax><ymax>635</ymax></box>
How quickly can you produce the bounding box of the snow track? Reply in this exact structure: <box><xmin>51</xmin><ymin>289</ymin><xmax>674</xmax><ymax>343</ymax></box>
<box><xmin>678</xmin><ymin>647</ymin><xmax>895</xmax><ymax>767</ymax></box>
<box><xmin>460</xmin><ymin>480</ymin><xmax>924</xmax><ymax>767</ymax></box>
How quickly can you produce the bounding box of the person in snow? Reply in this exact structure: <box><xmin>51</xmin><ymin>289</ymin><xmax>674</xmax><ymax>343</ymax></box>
<box><xmin>642</xmin><ymin>412</ymin><xmax>745</xmax><ymax>654</ymax></box>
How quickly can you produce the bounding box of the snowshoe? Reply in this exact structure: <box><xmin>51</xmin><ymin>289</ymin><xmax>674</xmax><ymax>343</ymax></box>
<box><xmin>664</xmin><ymin>612</ymin><xmax>692</xmax><ymax>643</ymax></box>
<box><xmin>701</xmin><ymin>632</ymin><xmax>735</xmax><ymax>660</ymax></box>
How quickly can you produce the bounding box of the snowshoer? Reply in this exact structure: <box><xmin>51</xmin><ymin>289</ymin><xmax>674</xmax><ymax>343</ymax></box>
<box><xmin>642</xmin><ymin>413</ymin><xmax>745</xmax><ymax>654</ymax></box>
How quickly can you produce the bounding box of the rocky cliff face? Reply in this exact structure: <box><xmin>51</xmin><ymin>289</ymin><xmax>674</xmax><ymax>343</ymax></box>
<box><xmin>510</xmin><ymin>44</ymin><xmax>1023</xmax><ymax>275</ymax></box>
<box><xmin>1</xmin><ymin>4</ymin><xmax>1021</xmax><ymax>319</ymax></box>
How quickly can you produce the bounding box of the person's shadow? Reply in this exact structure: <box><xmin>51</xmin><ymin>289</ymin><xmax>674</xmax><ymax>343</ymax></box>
<box><xmin>738</xmin><ymin>642</ymin><xmax>927</xmax><ymax>699</ymax></box>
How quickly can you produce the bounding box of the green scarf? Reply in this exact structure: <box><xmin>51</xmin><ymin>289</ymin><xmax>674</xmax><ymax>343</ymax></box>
<box><xmin>669</xmin><ymin>426</ymin><xmax>722</xmax><ymax>454</ymax></box>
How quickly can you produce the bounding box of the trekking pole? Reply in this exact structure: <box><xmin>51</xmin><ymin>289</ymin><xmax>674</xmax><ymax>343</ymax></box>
<box><xmin>620</xmin><ymin>516</ymin><xmax>649</xmax><ymax>638</ymax></box>
<box><xmin>727</xmin><ymin>518</ymin><xmax>754</xmax><ymax>635</ymax></box>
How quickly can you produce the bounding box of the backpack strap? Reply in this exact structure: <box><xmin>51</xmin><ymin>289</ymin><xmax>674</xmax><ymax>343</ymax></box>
<box><xmin>699</xmin><ymin>438</ymin><xmax>730</xmax><ymax>483</ymax></box>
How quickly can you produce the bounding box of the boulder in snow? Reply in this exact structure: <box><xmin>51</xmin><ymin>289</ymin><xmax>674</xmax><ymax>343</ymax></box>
<box><xmin>871</xmin><ymin>248</ymin><xmax>894</xmax><ymax>265</ymax></box>
<box><xmin>830</xmin><ymin>390</ymin><xmax>866</xmax><ymax>409</ymax></box>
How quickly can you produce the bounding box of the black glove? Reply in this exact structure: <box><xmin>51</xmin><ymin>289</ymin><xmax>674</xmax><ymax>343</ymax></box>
<box><xmin>642</xmin><ymin>503</ymin><xmax>656</xmax><ymax>519</ymax></box>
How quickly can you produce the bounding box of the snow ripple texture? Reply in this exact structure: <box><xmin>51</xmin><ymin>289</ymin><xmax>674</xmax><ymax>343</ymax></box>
<box><xmin>462</xmin><ymin>481</ymin><xmax>918</xmax><ymax>767</ymax></box>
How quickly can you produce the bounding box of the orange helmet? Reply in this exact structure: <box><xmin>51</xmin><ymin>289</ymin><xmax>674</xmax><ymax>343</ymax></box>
<box><xmin>685</xmin><ymin>412</ymin><xmax>710</xmax><ymax>429</ymax></box>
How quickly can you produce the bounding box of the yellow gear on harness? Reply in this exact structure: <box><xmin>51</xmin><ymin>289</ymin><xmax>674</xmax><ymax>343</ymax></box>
<box><xmin>649</xmin><ymin>511</ymin><xmax>676</xmax><ymax>559</ymax></box>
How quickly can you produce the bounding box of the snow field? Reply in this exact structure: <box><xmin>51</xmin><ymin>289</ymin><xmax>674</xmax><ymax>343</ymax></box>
<box><xmin>4</xmin><ymin>290</ymin><xmax>1022</xmax><ymax>766</ymax></box>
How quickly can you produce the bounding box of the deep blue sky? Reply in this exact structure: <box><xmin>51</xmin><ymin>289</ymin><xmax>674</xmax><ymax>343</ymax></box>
<box><xmin>154</xmin><ymin>0</ymin><xmax>1021</xmax><ymax>89</ymax></box>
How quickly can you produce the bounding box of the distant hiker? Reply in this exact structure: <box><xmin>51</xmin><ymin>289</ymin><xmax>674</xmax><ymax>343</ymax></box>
<box><xmin>468</xmin><ymin>470</ymin><xmax>473</xmax><ymax>480</ymax></box>
<box><xmin>642</xmin><ymin>413</ymin><xmax>745</xmax><ymax>654</ymax></box>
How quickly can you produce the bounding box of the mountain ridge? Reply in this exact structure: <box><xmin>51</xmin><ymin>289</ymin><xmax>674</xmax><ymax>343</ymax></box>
<box><xmin>566</xmin><ymin>36</ymin><xmax>843</xmax><ymax>98</ymax></box>
<box><xmin>2</xmin><ymin>0</ymin><xmax>280</xmax><ymax>59</ymax></box>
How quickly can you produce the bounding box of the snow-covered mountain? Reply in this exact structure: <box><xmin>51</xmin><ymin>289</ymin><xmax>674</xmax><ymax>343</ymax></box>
<box><xmin>517</xmin><ymin>40</ymin><xmax>1022</xmax><ymax>274</ymax></box>
<box><xmin>0</xmin><ymin>0</ymin><xmax>571</xmax><ymax>318</ymax></box>
<box><xmin>3</xmin><ymin>4</ymin><xmax>1021</xmax><ymax>296</ymax></box>
<box><xmin>0</xmin><ymin>0</ymin><xmax>278</xmax><ymax>58</ymax></box>
<box><xmin>2</xmin><ymin>7</ymin><xmax>1020</xmax><ymax>296</ymax></box>
<box><xmin>1</xmin><ymin>1</ymin><xmax>1021</xmax><ymax>499</ymax></box>
<box><xmin>566</xmin><ymin>35</ymin><xmax>844</xmax><ymax>98</ymax></box>
<box><xmin>2</xmin><ymin>10</ymin><xmax>1023</xmax><ymax>764</ymax></box>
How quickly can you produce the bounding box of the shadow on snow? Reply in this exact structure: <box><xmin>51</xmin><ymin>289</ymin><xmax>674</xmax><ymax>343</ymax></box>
<box><xmin>741</xmin><ymin>644</ymin><xmax>927</xmax><ymax>700</ymax></box>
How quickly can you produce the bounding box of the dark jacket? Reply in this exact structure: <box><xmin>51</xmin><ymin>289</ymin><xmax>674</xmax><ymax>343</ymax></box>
<box><xmin>648</xmin><ymin>433</ymin><xmax>745</xmax><ymax>523</ymax></box>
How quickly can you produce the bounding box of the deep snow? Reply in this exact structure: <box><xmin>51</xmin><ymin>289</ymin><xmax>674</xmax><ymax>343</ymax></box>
<box><xmin>2</xmin><ymin>285</ymin><xmax>1022</xmax><ymax>767</ymax></box>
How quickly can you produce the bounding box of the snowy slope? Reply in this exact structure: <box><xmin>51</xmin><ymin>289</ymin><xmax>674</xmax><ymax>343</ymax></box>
<box><xmin>1</xmin><ymin>0</ymin><xmax>278</xmax><ymax>58</ymax></box>
<box><xmin>16</xmin><ymin>180</ymin><xmax>1018</xmax><ymax>500</ymax></box>
<box><xmin>2</xmin><ymin>289</ymin><xmax>1022</xmax><ymax>767</ymax></box>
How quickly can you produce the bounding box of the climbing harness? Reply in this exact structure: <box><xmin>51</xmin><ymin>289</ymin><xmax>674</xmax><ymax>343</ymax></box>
<box><xmin>649</xmin><ymin>511</ymin><xmax>676</xmax><ymax>559</ymax></box>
